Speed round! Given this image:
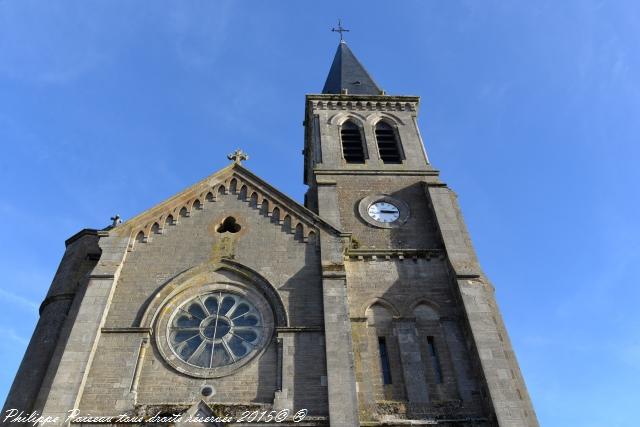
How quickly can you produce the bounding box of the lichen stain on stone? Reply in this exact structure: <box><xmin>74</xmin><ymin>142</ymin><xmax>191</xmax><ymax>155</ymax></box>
<box><xmin>211</xmin><ymin>235</ymin><xmax>236</xmax><ymax>261</ymax></box>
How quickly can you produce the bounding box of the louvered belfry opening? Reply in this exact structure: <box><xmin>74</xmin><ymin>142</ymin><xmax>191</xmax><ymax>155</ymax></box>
<box><xmin>375</xmin><ymin>122</ymin><xmax>402</xmax><ymax>164</ymax></box>
<box><xmin>341</xmin><ymin>120</ymin><xmax>366</xmax><ymax>163</ymax></box>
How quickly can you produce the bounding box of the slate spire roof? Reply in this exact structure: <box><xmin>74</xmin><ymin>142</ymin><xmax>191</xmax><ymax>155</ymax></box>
<box><xmin>322</xmin><ymin>41</ymin><xmax>383</xmax><ymax>95</ymax></box>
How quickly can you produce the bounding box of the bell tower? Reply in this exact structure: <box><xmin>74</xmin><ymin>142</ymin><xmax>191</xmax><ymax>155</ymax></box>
<box><xmin>304</xmin><ymin>40</ymin><xmax>539</xmax><ymax>426</ymax></box>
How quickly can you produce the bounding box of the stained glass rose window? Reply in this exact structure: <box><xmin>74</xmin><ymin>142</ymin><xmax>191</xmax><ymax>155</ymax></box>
<box><xmin>168</xmin><ymin>292</ymin><xmax>263</xmax><ymax>369</ymax></box>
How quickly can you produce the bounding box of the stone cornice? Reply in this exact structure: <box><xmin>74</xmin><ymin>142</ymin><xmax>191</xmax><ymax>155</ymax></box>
<box><xmin>305</xmin><ymin>95</ymin><xmax>420</xmax><ymax>115</ymax></box>
<box><xmin>314</xmin><ymin>169</ymin><xmax>440</xmax><ymax>177</ymax></box>
<box><xmin>39</xmin><ymin>292</ymin><xmax>75</xmax><ymax>315</ymax></box>
<box><xmin>275</xmin><ymin>326</ymin><xmax>323</xmax><ymax>333</ymax></box>
<box><xmin>107</xmin><ymin>163</ymin><xmax>348</xmax><ymax>251</ymax></box>
<box><xmin>101</xmin><ymin>327</ymin><xmax>152</xmax><ymax>334</ymax></box>
<box><xmin>344</xmin><ymin>248</ymin><xmax>444</xmax><ymax>261</ymax></box>
<box><xmin>64</xmin><ymin>229</ymin><xmax>105</xmax><ymax>247</ymax></box>
<box><xmin>306</xmin><ymin>94</ymin><xmax>420</xmax><ymax>103</ymax></box>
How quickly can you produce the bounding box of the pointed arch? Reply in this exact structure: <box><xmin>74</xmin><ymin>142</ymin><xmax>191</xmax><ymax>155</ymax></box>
<box><xmin>137</xmin><ymin>260</ymin><xmax>289</xmax><ymax>329</ymax></box>
<box><xmin>260</xmin><ymin>199</ymin><xmax>269</xmax><ymax>216</ymax></box>
<box><xmin>239</xmin><ymin>185</ymin><xmax>248</xmax><ymax>200</ymax></box>
<box><xmin>340</xmin><ymin>119</ymin><xmax>366</xmax><ymax>164</ymax></box>
<box><xmin>307</xmin><ymin>230</ymin><xmax>317</xmax><ymax>244</ymax></box>
<box><xmin>408</xmin><ymin>299</ymin><xmax>441</xmax><ymax>320</ymax></box>
<box><xmin>192</xmin><ymin>199</ymin><xmax>201</xmax><ymax>210</ymax></box>
<box><xmin>205</xmin><ymin>192</ymin><xmax>214</xmax><ymax>202</ymax></box>
<box><xmin>229</xmin><ymin>178</ymin><xmax>238</xmax><ymax>194</ymax></box>
<box><xmin>362</xmin><ymin>297</ymin><xmax>400</xmax><ymax>319</ymax></box>
<box><xmin>134</xmin><ymin>230</ymin><xmax>145</xmax><ymax>247</ymax></box>
<box><xmin>294</xmin><ymin>223</ymin><xmax>304</xmax><ymax>241</ymax></box>
<box><xmin>365</xmin><ymin>112</ymin><xmax>405</xmax><ymax>126</ymax></box>
<box><xmin>328</xmin><ymin>111</ymin><xmax>367</xmax><ymax>126</ymax></box>
<box><xmin>249</xmin><ymin>192</ymin><xmax>258</xmax><ymax>208</ymax></box>
<box><xmin>365</xmin><ymin>302</ymin><xmax>394</xmax><ymax>327</ymax></box>
<box><xmin>282</xmin><ymin>215</ymin><xmax>292</xmax><ymax>233</ymax></box>
<box><xmin>271</xmin><ymin>207</ymin><xmax>280</xmax><ymax>224</ymax></box>
<box><xmin>375</xmin><ymin>121</ymin><xmax>403</xmax><ymax>164</ymax></box>
<box><xmin>151</xmin><ymin>222</ymin><xmax>160</xmax><ymax>234</ymax></box>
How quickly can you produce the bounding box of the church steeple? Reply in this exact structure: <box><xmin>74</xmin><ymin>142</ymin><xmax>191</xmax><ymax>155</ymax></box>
<box><xmin>322</xmin><ymin>41</ymin><xmax>383</xmax><ymax>95</ymax></box>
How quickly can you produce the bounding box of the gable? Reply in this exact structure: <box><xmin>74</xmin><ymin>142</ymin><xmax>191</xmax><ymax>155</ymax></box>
<box><xmin>104</xmin><ymin>173</ymin><xmax>325</xmax><ymax>329</ymax></box>
<box><xmin>110</xmin><ymin>163</ymin><xmax>344</xmax><ymax>247</ymax></box>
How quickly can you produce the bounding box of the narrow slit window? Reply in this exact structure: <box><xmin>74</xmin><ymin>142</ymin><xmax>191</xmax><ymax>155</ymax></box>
<box><xmin>378</xmin><ymin>337</ymin><xmax>392</xmax><ymax>385</ymax></box>
<box><xmin>427</xmin><ymin>336</ymin><xmax>443</xmax><ymax>384</ymax></box>
<box><xmin>375</xmin><ymin>122</ymin><xmax>402</xmax><ymax>164</ymax></box>
<box><xmin>341</xmin><ymin>121</ymin><xmax>366</xmax><ymax>163</ymax></box>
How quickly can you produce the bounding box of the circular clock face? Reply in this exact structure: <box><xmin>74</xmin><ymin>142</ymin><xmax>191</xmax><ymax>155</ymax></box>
<box><xmin>368</xmin><ymin>202</ymin><xmax>400</xmax><ymax>223</ymax></box>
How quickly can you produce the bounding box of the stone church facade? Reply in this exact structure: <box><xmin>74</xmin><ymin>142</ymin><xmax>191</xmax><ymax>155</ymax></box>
<box><xmin>4</xmin><ymin>41</ymin><xmax>538</xmax><ymax>426</ymax></box>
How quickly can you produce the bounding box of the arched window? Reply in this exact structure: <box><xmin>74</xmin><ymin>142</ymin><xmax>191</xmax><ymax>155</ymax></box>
<box><xmin>340</xmin><ymin>120</ymin><xmax>366</xmax><ymax>163</ymax></box>
<box><xmin>375</xmin><ymin>122</ymin><xmax>402</xmax><ymax>164</ymax></box>
<box><xmin>365</xmin><ymin>302</ymin><xmax>404</xmax><ymax>399</ymax></box>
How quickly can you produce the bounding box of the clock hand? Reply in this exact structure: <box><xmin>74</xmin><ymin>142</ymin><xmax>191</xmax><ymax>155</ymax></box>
<box><xmin>380</xmin><ymin>210</ymin><xmax>397</xmax><ymax>214</ymax></box>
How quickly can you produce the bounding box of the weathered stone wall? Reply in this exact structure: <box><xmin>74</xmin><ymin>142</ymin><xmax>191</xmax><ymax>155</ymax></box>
<box><xmin>346</xmin><ymin>258</ymin><xmax>486</xmax><ymax>423</ymax></box>
<box><xmin>105</xmin><ymin>193</ymin><xmax>323</xmax><ymax>329</ymax></box>
<box><xmin>78</xmin><ymin>190</ymin><xmax>328</xmax><ymax>417</ymax></box>
<box><xmin>428</xmin><ymin>185</ymin><xmax>539</xmax><ymax>426</ymax></box>
<box><xmin>304</xmin><ymin>93</ymin><xmax>538</xmax><ymax>425</ymax></box>
<box><xmin>334</xmin><ymin>176</ymin><xmax>442</xmax><ymax>250</ymax></box>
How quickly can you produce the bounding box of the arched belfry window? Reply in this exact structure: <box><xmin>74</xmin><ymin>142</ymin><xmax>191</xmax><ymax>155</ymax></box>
<box><xmin>375</xmin><ymin>122</ymin><xmax>403</xmax><ymax>164</ymax></box>
<box><xmin>340</xmin><ymin>120</ymin><xmax>366</xmax><ymax>164</ymax></box>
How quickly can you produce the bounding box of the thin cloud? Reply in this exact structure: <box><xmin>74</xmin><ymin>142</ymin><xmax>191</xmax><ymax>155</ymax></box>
<box><xmin>0</xmin><ymin>327</ymin><xmax>29</xmax><ymax>346</ymax></box>
<box><xmin>0</xmin><ymin>288</ymin><xmax>38</xmax><ymax>313</ymax></box>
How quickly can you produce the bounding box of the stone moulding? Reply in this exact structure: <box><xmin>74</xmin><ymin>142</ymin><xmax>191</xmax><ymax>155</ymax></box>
<box><xmin>344</xmin><ymin>248</ymin><xmax>444</xmax><ymax>261</ymax></box>
<box><xmin>306</xmin><ymin>94</ymin><xmax>420</xmax><ymax>114</ymax></box>
<box><xmin>101</xmin><ymin>327</ymin><xmax>152</xmax><ymax>334</ymax></box>
<box><xmin>138</xmin><ymin>260</ymin><xmax>289</xmax><ymax>331</ymax></box>
<box><xmin>38</xmin><ymin>292</ymin><xmax>75</xmax><ymax>315</ymax></box>
<box><xmin>104</xmin><ymin>163</ymin><xmax>345</xmax><ymax>252</ymax></box>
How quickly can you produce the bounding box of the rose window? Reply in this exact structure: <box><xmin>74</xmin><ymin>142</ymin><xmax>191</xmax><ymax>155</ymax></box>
<box><xmin>168</xmin><ymin>292</ymin><xmax>263</xmax><ymax>369</ymax></box>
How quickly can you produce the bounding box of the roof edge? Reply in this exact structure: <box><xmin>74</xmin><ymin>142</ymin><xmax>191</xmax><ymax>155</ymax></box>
<box><xmin>65</xmin><ymin>228</ymin><xmax>105</xmax><ymax>247</ymax></box>
<box><xmin>109</xmin><ymin>162</ymin><xmax>347</xmax><ymax>239</ymax></box>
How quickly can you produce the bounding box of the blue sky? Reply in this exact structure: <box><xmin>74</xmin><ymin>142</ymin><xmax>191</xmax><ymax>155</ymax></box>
<box><xmin>1</xmin><ymin>1</ymin><xmax>638</xmax><ymax>425</ymax></box>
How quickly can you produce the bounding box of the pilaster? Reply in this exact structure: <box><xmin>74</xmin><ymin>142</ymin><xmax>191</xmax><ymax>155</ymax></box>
<box><xmin>393</xmin><ymin>319</ymin><xmax>429</xmax><ymax>404</ymax></box>
<box><xmin>319</xmin><ymin>234</ymin><xmax>359</xmax><ymax>426</ymax></box>
<box><xmin>273</xmin><ymin>333</ymin><xmax>294</xmax><ymax>412</ymax></box>
<box><xmin>38</xmin><ymin>235</ymin><xmax>130</xmax><ymax>425</ymax></box>
<box><xmin>427</xmin><ymin>185</ymin><xmax>539</xmax><ymax>427</ymax></box>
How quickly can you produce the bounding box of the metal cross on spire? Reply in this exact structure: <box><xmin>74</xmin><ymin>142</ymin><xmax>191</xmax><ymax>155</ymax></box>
<box><xmin>227</xmin><ymin>149</ymin><xmax>248</xmax><ymax>164</ymax></box>
<box><xmin>331</xmin><ymin>19</ymin><xmax>350</xmax><ymax>42</ymax></box>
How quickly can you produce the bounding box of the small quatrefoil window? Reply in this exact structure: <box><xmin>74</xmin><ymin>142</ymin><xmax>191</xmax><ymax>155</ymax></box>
<box><xmin>217</xmin><ymin>216</ymin><xmax>241</xmax><ymax>233</ymax></box>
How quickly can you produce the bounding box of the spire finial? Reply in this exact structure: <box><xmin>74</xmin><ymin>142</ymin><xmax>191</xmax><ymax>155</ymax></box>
<box><xmin>227</xmin><ymin>149</ymin><xmax>248</xmax><ymax>165</ymax></box>
<box><xmin>331</xmin><ymin>19</ymin><xmax>349</xmax><ymax>42</ymax></box>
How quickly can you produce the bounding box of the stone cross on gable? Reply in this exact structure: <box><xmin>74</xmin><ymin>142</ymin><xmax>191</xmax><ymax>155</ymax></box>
<box><xmin>227</xmin><ymin>149</ymin><xmax>249</xmax><ymax>164</ymax></box>
<box><xmin>110</xmin><ymin>214</ymin><xmax>121</xmax><ymax>227</ymax></box>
